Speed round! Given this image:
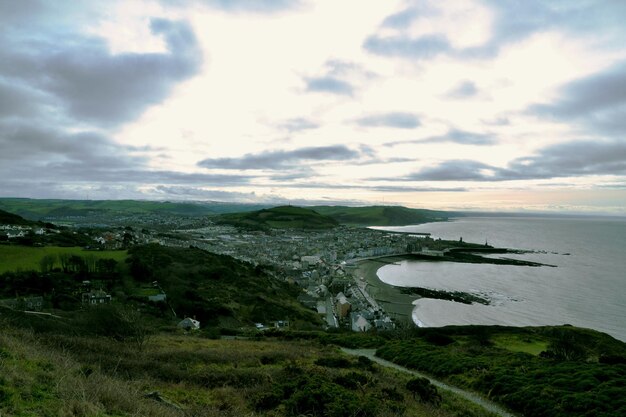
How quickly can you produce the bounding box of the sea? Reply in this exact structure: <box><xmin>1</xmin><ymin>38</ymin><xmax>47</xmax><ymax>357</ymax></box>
<box><xmin>374</xmin><ymin>216</ymin><xmax>626</xmax><ymax>342</ymax></box>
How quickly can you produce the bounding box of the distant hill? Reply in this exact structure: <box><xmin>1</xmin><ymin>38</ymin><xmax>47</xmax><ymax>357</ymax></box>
<box><xmin>0</xmin><ymin>198</ymin><xmax>271</xmax><ymax>220</ymax></box>
<box><xmin>0</xmin><ymin>208</ymin><xmax>37</xmax><ymax>226</ymax></box>
<box><xmin>311</xmin><ymin>205</ymin><xmax>450</xmax><ymax>226</ymax></box>
<box><xmin>218</xmin><ymin>206</ymin><xmax>339</xmax><ymax>230</ymax></box>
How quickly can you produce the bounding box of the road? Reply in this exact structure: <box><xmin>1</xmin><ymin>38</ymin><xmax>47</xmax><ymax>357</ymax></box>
<box><xmin>341</xmin><ymin>348</ymin><xmax>516</xmax><ymax>417</ymax></box>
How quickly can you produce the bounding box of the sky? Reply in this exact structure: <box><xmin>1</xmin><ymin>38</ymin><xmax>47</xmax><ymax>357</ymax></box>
<box><xmin>1</xmin><ymin>0</ymin><xmax>626</xmax><ymax>214</ymax></box>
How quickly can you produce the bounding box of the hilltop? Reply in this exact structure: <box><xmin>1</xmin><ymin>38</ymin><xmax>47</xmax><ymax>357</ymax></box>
<box><xmin>217</xmin><ymin>205</ymin><xmax>339</xmax><ymax>230</ymax></box>
<box><xmin>311</xmin><ymin>205</ymin><xmax>450</xmax><ymax>226</ymax></box>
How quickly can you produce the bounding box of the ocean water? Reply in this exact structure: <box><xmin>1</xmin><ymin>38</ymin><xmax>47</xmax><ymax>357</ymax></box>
<box><xmin>375</xmin><ymin>216</ymin><xmax>626</xmax><ymax>341</ymax></box>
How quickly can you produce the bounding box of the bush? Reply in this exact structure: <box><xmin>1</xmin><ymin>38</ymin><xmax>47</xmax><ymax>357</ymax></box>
<box><xmin>406</xmin><ymin>377</ymin><xmax>441</xmax><ymax>404</ymax></box>
<box><xmin>314</xmin><ymin>356</ymin><xmax>352</xmax><ymax>368</ymax></box>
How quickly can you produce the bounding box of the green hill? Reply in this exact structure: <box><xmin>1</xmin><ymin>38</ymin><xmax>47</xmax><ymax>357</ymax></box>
<box><xmin>311</xmin><ymin>205</ymin><xmax>450</xmax><ymax>226</ymax></box>
<box><xmin>0</xmin><ymin>198</ymin><xmax>270</xmax><ymax>221</ymax></box>
<box><xmin>0</xmin><ymin>209</ymin><xmax>36</xmax><ymax>226</ymax></box>
<box><xmin>127</xmin><ymin>244</ymin><xmax>321</xmax><ymax>327</ymax></box>
<box><xmin>218</xmin><ymin>206</ymin><xmax>339</xmax><ymax>230</ymax></box>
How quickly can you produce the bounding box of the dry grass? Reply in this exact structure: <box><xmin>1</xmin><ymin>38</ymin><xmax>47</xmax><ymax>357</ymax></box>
<box><xmin>0</xmin><ymin>319</ymin><xmax>498</xmax><ymax>417</ymax></box>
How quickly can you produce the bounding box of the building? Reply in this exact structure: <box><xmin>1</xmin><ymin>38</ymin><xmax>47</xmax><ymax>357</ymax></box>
<box><xmin>177</xmin><ymin>317</ymin><xmax>200</xmax><ymax>330</ymax></box>
<box><xmin>82</xmin><ymin>290</ymin><xmax>112</xmax><ymax>305</ymax></box>
<box><xmin>335</xmin><ymin>292</ymin><xmax>352</xmax><ymax>318</ymax></box>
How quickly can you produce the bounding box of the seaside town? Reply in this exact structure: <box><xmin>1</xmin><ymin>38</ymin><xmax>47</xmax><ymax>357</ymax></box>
<box><xmin>1</xmin><ymin>212</ymin><xmax>445</xmax><ymax>332</ymax></box>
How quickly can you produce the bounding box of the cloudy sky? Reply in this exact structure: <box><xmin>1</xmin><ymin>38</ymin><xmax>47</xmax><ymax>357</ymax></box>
<box><xmin>1</xmin><ymin>0</ymin><xmax>625</xmax><ymax>214</ymax></box>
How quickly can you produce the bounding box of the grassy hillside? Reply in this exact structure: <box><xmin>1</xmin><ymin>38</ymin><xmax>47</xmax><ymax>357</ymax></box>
<box><xmin>0</xmin><ymin>312</ymin><xmax>497</xmax><ymax>417</ymax></box>
<box><xmin>218</xmin><ymin>206</ymin><xmax>339</xmax><ymax>230</ymax></box>
<box><xmin>0</xmin><ymin>246</ymin><xmax>127</xmax><ymax>274</ymax></box>
<box><xmin>127</xmin><ymin>244</ymin><xmax>322</xmax><ymax>327</ymax></box>
<box><xmin>0</xmin><ymin>209</ymin><xmax>36</xmax><ymax>226</ymax></box>
<box><xmin>311</xmin><ymin>205</ymin><xmax>450</xmax><ymax>226</ymax></box>
<box><xmin>375</xmin><ymin>325</ymin><xmax>626</xmax><ymax>417</ymax></box>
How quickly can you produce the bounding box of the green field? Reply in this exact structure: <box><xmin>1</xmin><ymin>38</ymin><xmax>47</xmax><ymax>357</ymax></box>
<box><xmin>0</xmin><ymin>245</ymin><xmax>127</xmax><ymax>273</ymax></box>
<box><xmin>492</xmin><ymin>333</ymin><xmax>549</xmax><ymax>355</ymax></box>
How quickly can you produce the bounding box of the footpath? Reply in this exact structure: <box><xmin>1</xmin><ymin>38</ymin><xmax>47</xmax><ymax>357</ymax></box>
<box><xmin>341</xmin><ymin>348</ymin><xmax>516</xmax><ymax>417</ymax></box>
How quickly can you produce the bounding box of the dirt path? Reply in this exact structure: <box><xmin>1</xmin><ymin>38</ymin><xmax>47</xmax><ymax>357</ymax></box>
<box><xmin>341</xmin><ymin>348</ymin><xmax>517</xmax><ymax>417</ymax></box>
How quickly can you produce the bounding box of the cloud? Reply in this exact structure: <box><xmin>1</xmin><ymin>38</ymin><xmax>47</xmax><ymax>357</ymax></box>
<box><xmin>165</xmin><ymin>0</ymin><xmax>300</xmax><ymax>13</ymax></box>
<box><xmin>363</xmin><ymin>34</ymin><xmax>451</xmax><ymax>60</ymax></box>
<box><xmin>303</xmin><ymin>59</ymin><xmax>374</xmax><ymax>97</ymax></box>
<box><xmin>197</xmin><ymin>145</ymin><xmax>362</xmax><ymax>170</ymax></box>
<box><xmin>381</xmin><ymin>8</ymin><xmax>419</xmax><ymax>29</ymax></box>
<box><xmin>356</xmin><ymin>112</ymin><xmax>421</xmax><ymax>129</ymax></box>
<box><xmin>420</xmin><ymin>129</ymin><xmax>496</xmax><ymax>145</ymax></box>
<box><xmin>365</xmin><ymin>1</ymin><xmax>626</xmax><ymax>61</ymax></box>
<box><xmin>278</xmin><ymin>117</ymin><xmax>320</xmax><ymax>133</ymax></box>
<box><xmin>153</xmin><ymin>185</ymin><xmax>260</xmax><ymax>201</ymax></box>
<box><xmin>305</xmin><ymin>76</ymin><xmax>354</xmax><ymax>96</ymax></box>
<box><xmin>386</xmin><ymin>128</ymin><xmax>496</xmax><ymax>146</ymax></box>
<box><xmin>0</xmin><ymin>18</ymin><xmax>202</xmax><ymax>127</ymax></box>
<box><xmin>507</xmin><ymin>140</ymin><xmax>626</xmax><ymax>179</ymax></box>
<box><xmin>445</xmin><ymin>80</ymin><xmax>478</xmax><ymax>99</ymax></box>
<box><xmin>404</xmin><ymin>140</ymin><xmax>626</xmax><ymax>181</ymax></box>
<box><xmin>0</xmin><ymin>118</ymin><xmax>251</xmax><ymax>196</ymax></box>
<box><xmin>407</xmin><ymin>160</ymin><xmax>495</xmax><ymax>181</ymax></box>
<box><xmin>528</xmin><ymin>60</ymin><xmax>626</xmax><ymax>135</ymax></box>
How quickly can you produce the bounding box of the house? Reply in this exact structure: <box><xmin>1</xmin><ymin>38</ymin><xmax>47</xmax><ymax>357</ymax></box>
<box><xmin>82</xmin><ymin>290</ymin><xmax>112</xmax><ymax>305</ymax></box>
<box><xmin>177</xmin><ymin>317</ymin><xmax>200</xmax><ymax>330</ymax></box>
<box><xmin>351</xmin><ymin>312</ymin><xmax>372</xmax><ymax>332</ymax></box>
<box><xmin>335</xmin><ymin>292</ymin><xmax>352</xmax><ymax>318</ymax></box>
<box><xmin>0</xmin><ymin>296</ymin><xmax>44</xmax><ymax>311</ymax></box>
<box><xmin>271</xmin><ymin>320</ymin><xmax>290</xmax><ymax>329</ymax></box>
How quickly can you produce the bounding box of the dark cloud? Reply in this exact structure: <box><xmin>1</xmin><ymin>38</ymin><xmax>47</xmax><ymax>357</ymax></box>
<box><xmin>0</xmin><ymin>18</ymin><xmax>202</xmax><ymax>127</ymax></box>
<box><xmin>197</xmin><ymin>145</ymin><xmax>362</xmax><ymax>170</ymax></box>
<box><xmin>0</xmin><ymin>78</ymin><xmax>49</xmax><ymax>119</ymax></box>
<box><xmin>279</xmin><ymin>117</ymin><xmax>320</xmax><ymax>133</ymax></box>
<box><xmin>445</xmin><ymin>80</ymin><xmax>478</xmax><ymax>99</ymax></box>
<box><xmin>0</xmin><ymin>118</ymin><xmax>251</xmax><ymax>198</ymax></box>
<box><xmin>363</xmin><ymin>34</ymin><xmax>451</xmax><ymax>60</ymax></box>
<box><xmin>403</xmin><ymin>141</ymin><xmax>626</xmax><ymax>182</ymax></box>
<box><xmin>0</xmin><ymin>121</ymin><xmax>143</xmax><ymax>168</ymax></box>
<box><xmin>305</xmin><ymin>76</ymin><xmax>354</xmax><ymax>96</ymax></box>
<box><xmin>356</xmin><ymin>112</ymin><xmax>421</xmax><ymax>129</ymax></box>
<box><xmin>507</xmin><ymin>141</ymin><xmax>626</xmax><ymax>179</ymax></box>
<box><xmin>407</xmin><ymin>160</ymin><xmax>495</xmax><ymax>181</ymax></box>
<box><xmin>528</xmin><ymin>61</ymin><xmax>626</xmax><ymax>135</ymax></box>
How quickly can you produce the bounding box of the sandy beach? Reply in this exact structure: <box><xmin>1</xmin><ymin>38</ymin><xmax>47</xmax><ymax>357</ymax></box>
<box><xmin>352</xmin><ymin>257</ymin><xmax>417</xmax><ymax>324</ymax></box>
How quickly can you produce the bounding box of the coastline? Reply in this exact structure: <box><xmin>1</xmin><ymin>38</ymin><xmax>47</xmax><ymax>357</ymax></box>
<box><xmin>352</xmin><ymin>257</ymin><xmax>417</xmax><ymax>324</ymax></box>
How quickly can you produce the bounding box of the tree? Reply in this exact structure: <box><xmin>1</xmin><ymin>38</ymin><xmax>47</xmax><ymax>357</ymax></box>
<box><xmin>39</xmin><ymin>254</ymin><xmax>57</xmax><ymax>273</ymax></box>
<box><xmin>58</xmin><ymin>253</ymin><xmax>70</xmax><ymax>272</ymax></box>
<box><xmin>83</xmin><ymin>304</ymin><xmax>153</xmax><ymax>351</ymax></box>
<box><xmin>544</xmin><ymin>329</ymin><xmax>587</xmax><ymax>361</ymax></box>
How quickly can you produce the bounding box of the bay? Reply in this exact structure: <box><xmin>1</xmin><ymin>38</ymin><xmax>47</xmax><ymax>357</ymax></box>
<box><xmin>374</xmin><ymin>216</ymin><xmax>626</xmax><ymax>341</ymax></box>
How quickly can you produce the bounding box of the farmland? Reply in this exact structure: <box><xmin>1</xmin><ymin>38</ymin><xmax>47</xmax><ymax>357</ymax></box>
<box><xmin>0</xmin><ymin>245</ymin><xmax>127</xmax><ymax>274</ymax></box>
